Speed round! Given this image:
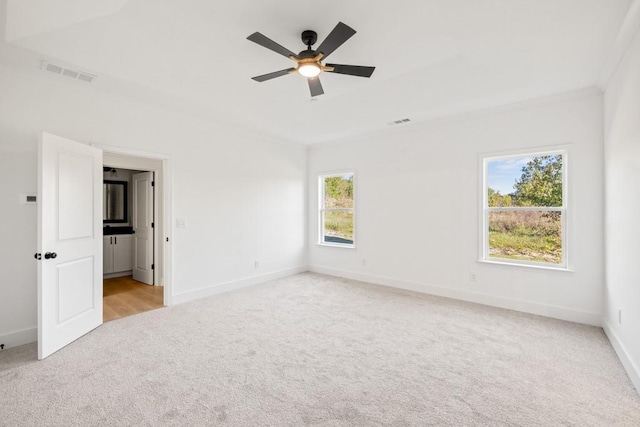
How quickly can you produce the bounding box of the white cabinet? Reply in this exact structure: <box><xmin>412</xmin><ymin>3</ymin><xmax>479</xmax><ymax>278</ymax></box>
<box><xmin>113</xmin><ymin>235</ymin><xmax>133</xmax><ymax>272</ymax></box>
<box><xmin>103</xmin><ymin>236</ymin><xmax>113</xmax><ymax>273</ymax></box>
<box><xmin>103</xmin><ymin>234</ymin><xmax>133</xmax><ymax>274</ymax></box>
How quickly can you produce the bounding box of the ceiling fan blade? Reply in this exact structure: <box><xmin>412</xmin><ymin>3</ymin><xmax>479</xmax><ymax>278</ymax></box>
<box><xmin>308</xmin><ymin>77</ymin><xmax>324</xmax><ymax>97</ymax></box>
<box><xmin>247</xmin><ymin>32</ymin><xmax>298</xmax><ymax>59</ymax></box>
<box><xmin>251</xmin><ymin>68</ymin><xmax>296</xmax><ymax>82</ymax></box>
<box><xmin>315</xmin><ymin>22</ymin><xmax>356</xmax><ymax>60</ymax></box>
<box><xmin>325</xmin><ymin>64</ymin><xmax>375</xmax><ymax>78</ymax></box>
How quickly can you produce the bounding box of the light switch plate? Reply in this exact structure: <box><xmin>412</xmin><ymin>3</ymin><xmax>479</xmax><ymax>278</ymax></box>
<box><xmin>20</xmin><ymin>193</ymin><xmax>37</xmax><ymax>204</ymax></box>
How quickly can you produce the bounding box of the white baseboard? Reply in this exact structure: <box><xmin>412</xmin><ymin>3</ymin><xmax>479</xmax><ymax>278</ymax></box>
<box><xmin>603</xmin><ymin>321</ymin><xmax>640</xmax><ymax>394</ymax></box>
<box><xmin>0</xmin><ymin>327</ymin><xmax>37</xmax><ymax>349</ymax></box>
<box><xmin>171</xmin><ymin>266</ymin><xmax>308</xmax><ymax>305</ymax></box>
<box><xmin>103</xmin><ymin>271</ymin><xmax>133</xmax><ymax>279</ymax></box>
<box><xmin>309</xmin><ymin>265</ymin><xmax>602</xmax><ymax>326</ymax></box>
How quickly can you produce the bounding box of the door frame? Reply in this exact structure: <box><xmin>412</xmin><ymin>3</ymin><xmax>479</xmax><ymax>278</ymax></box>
<box><xmin>99</xmin><ymin>145</ymin><xmax>173</xmax><ymax>306</ymax></box>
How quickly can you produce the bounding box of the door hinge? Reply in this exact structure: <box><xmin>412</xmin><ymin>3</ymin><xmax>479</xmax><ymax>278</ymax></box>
<box><xmin>151</xmin><ymin>181</ymin><xmax>155</xmax><ymax>187</ymax></box>
<box><xmin>151</xmin><ymin>264</ymin><xmax>154</xmax><ymax>270</ymax></box>
<box><xmin>151</xmin><ymin>222</ymin><xmax>154</xmax><ymax>228</ymax></box>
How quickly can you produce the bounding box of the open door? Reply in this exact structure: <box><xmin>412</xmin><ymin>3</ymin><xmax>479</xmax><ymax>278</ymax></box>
<box><xmin>132</xmin><ymin>171</ymin><xmax>154</xmax><ymax>285</ymax></box>
<box><xmin>37</xmin><ymin>133</ymin><xmax>103</xmax><ymax>359</ymax></box>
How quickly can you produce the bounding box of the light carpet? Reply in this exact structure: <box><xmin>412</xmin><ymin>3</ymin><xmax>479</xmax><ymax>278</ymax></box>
<box><xmin>1</xmin><ymin>272</ymin><xmax>639</xmax><ymax>426</ymax></box>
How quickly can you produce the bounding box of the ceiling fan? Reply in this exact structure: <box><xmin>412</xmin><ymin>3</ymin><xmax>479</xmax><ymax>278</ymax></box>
<box><xmin>247</xmin><ymin>22</ymin><xmax>375</xmax><ymax>97</ymax></box>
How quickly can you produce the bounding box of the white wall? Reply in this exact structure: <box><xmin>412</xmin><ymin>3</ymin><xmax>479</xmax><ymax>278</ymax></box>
<box><xmin>603</xmin><ymin>25</ymin><xmax>640</xmax><ymax>391</ymax></box>
<box><xmin>0</xmin><ymin>67</ymin><xmax>307</xmax><ymax>348</ymax></box>
<box><xmin>308</xmin><ymin>91</ymin><xmax>604</xmax><ymax>326</ymax></box>
<box><xmin>0</xmin><ymin>150</ymin><xmax>37</xmax><ymax>346</ymax></box>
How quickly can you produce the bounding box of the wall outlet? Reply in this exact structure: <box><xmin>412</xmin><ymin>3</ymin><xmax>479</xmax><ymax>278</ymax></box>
<box><xmin>254</xmin><ymin>260</ymin><xmax>260</xmax><ymax>268</ymax></box>
<box><xmin>470</xmin><ymin>273</ymin><xmax>477</xmax><ymax>282</ymax></box>
<box><xmin>618</xmin><ymin>309</ymin><xmax>622</xmax><ymax>324</ymax></box>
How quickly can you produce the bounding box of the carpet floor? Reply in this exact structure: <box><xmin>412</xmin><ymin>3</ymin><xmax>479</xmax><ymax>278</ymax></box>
<box><xmin>1</xmin><ymin>272</ymin><xmax>639</xmax><ymax>426</ymax></box>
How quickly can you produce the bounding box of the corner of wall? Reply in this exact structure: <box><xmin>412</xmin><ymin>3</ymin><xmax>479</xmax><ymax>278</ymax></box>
<box><xmin>603</xmin><ymin>320</ymin><xmax>640</xmax><ymax>393</ymax></box>
<box><xmin>597</xmin><ymin>0</ymin><xmax>640</xmax><ymax>89</ymax></box>
<box><xmin>171</xmin><ymin>266</ymin><xmax>309</xmax><ymax>305</ymax></box>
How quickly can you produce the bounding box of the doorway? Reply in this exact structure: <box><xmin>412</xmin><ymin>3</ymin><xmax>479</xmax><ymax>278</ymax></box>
<box><xmin>102</xmin><ymin>166</ymin><xmax>160</xmax><ymax>321</ymax></box>
<box><xmin>101</xmin><ymin>150</ymin><xmax>170</xmax><ymax>322</ymax></box>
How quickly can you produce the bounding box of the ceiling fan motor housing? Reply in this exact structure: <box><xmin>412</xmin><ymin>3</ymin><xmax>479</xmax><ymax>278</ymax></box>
<box><xmin>301</xmin><ymin>30</ymin><xmax>317</xmax><ymax>47</ymax></box>
<box><xmin>298</xmin><ymin>49</ymin><xmax>316</xmax><ymax>59</ymax></box>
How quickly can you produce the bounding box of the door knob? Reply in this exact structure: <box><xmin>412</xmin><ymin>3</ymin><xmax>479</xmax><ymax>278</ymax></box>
<box><xmin>44</xmin><ymin>252</ymin><xmax>57</xmax><ymax>259</ymax></box>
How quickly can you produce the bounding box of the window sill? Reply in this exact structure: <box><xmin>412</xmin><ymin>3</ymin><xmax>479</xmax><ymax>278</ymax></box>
<box><xmin>317</xmin><ymin>242</ymin><xmax>356</xmax><ymax>249</ymax></box>
<box><xmin>478</xmin><ymin>259</ymin><xmax>574</xmax><ymax>273</ymax></box>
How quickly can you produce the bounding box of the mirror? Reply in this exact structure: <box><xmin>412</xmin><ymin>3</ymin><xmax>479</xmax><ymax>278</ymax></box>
<box><xmin>103</xmin><ymin>180</ymin><xmax>128</xmax><ymax>223</ymax></box>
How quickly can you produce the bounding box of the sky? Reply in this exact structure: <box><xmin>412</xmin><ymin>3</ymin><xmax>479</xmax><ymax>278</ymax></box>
<box><xmin>486</xmin><ymin>156</ymin><xmax>531</xmax><ymax>195</ymax></box>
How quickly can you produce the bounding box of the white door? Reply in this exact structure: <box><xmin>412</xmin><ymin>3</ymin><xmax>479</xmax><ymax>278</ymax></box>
<box><xmin>132</xmin><ymin>171</ymin><xmax>154</xmax><ymax>284</ymax></box>
<box><xmin>38</xmin><ymin>132</ymin><xmax>103</xmax><ymax>360</ymax></box>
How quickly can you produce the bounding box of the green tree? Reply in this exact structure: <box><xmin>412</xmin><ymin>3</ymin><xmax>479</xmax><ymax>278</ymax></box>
<box><xmin>324</xmin><ymin>175</ymin><xmax>353</xmax><ymax>208</ymax></box>
<box><xmin>513</xmin><ymin>155</ymin><xmax>562</xmax><ymax>207</ymax></box>
<box><xmin>488</xmin><ymin>188</ymin><xmax>513</xmax><ymax>207</ymax></box>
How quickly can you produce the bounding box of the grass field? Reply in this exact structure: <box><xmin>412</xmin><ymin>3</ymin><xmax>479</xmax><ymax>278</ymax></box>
<box><xmin>323</xmin><ymin>211</ymin><xmax>354</xmax><ymax>243</ymax></box>
<box><xmin>488</xmin><ymin>211</ymin><xmax>562</xmax><ymax>264</ymax></box>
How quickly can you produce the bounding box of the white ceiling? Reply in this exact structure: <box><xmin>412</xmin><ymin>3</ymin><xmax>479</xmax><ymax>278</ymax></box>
<box><xmin>0</xmin><ymin>0</ymin><xmax>635</xmax><ymax>144</ymax></box>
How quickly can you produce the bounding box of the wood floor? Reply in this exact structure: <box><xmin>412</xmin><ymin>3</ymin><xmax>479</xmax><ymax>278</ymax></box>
<box><xmin>103</xmin><ymin>276</ymin><xmax>164</xmax><ymax>322</ymax></box>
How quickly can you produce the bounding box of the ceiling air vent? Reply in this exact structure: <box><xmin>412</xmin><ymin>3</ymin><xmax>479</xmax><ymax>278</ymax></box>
<box><xmin>41</xmin><ymin>61</ymin><xmax>96</xmax><ymax>83</ymax></box>
<box><xmin>389</xmin><ymin>118</ymin><xmax>411</xmax><ymax>126</ymax></box>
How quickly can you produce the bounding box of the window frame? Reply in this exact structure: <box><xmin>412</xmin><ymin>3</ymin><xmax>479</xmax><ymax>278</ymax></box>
<box><xmin>318</xmin><ymin>171</ymin><xmax>356</xmax><ymax>248</ymax></box>
<box><xmin>481</xmin><ymin>148</ymin><xmax>569</xmax><ymax>270</ymax></box>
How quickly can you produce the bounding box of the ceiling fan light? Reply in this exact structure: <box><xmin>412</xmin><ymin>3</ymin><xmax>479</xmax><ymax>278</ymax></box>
<box><xmin>298</xmin><ymin>63</ymin><xmax>321</xmax><ymax>77</ymax></box>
